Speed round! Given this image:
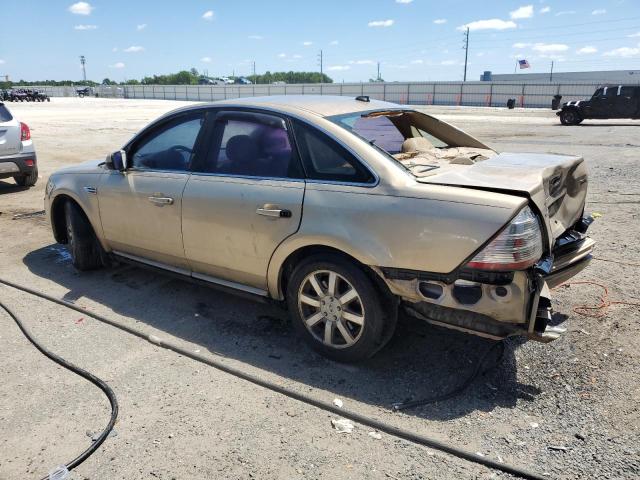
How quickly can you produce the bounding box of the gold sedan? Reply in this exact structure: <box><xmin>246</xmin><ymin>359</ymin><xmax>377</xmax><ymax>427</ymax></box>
<box><xmin>45</xmin><ymin>95</ymin><xmax>595</xmax><ymax>362</ymax></box>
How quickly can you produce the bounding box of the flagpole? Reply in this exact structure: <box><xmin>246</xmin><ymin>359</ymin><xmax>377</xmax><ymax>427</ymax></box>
<box><xmin>514</xmin><ymin>60</ymin><xmax>517</xmax><ymax>74</ymax></box>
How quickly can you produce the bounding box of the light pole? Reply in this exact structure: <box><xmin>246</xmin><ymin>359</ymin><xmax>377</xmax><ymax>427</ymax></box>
<box><xmin>80</xmin><ymin>55</ymin><xmax>87</xmax><ymax>82</ymax></box>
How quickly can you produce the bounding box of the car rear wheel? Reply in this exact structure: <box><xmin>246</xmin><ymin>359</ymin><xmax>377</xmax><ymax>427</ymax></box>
<box><xmin>14</xmin><ymin>168</ymin><xmax>38</xmax><ymax>187</ymax></box>
<box><xmin>64</xmin><ymin>201</ymin><xmax>105</xmax><ymax>271</ymax></box>
<box><xmin>286</xmin><ymin>255</ymin><xmax>394</xmax><ymax>362</ymax></box>
<box><xmin>560</xmin><ymin>110</ymin><xmax>582</xmax><ymax>125</ymax></box>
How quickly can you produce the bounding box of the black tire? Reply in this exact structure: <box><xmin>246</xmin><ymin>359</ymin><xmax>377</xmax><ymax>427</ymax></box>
<box><xmin>64</xmin><ymin>201</ymin><xmax>105</xmax><ymax>271</ymax></box>
<box><xmin>78</xmin><ymin>93</ymin><xmax>84</xmax><ymax>98</ymax></box>
<box><xmin>560</xmin><ymin>109</ymin><xmax>582</xmax><ymax>125</ymax></box>
<box><xmin>286</xmin><ymin>254</ymin><xmax>397</xmax><ymax>362</ymax></box>
<box><xmin>14</xmin><ymin>168</ymin><xmax>38</xmax><ymax>187</ymax></box>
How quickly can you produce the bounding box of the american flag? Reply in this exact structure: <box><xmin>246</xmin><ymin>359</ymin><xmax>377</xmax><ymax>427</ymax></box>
<box><xmin>518</xmin><ymin>59</ymin><xmax>531</xmax><ymax>69</ymax></box>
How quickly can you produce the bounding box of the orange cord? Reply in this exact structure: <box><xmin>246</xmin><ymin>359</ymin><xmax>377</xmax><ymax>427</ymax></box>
<box><xmin>556</xmin><ymin>281</ymin><xmax>640</xmax><ymax>318</ymax></box>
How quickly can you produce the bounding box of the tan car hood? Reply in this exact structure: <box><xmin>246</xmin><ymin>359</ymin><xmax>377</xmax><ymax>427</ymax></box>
<box><xmin>54</xmin><ymin>158</ymin><xmax>105</xmax><ymax>175</ymax></box>
<box><xmin>416</xmin><ymin>152</ymin><xmax>588</xmax><ymax>244</ymax></box>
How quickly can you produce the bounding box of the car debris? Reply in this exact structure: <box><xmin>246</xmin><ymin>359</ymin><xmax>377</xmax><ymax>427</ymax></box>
<box><xmin>331</xmin><ymin>418</ymin><xmax>354</xmax><ymax>433</ymax></box>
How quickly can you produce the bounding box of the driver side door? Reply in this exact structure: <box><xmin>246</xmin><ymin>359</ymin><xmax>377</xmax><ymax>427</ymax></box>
<box><xmin>98</xmin><ymin>110</ymin><xmax>206</xmax><ymax>270</ymax></box>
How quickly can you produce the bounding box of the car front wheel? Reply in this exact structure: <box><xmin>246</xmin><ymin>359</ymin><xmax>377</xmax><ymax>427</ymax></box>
<box><xmin>287</xmin><ymin>255</ymin><xmax>395</xmax><ymax>362</ymax></box>
<box><xmin>560</xmin><ymin>110</ymin><xmax>582</xmax><ymax>125</ymax></box>
<box><xmin>64</xmin><ymin>201</ymin><xmax>105</xmax><ymax>271</ymax></box>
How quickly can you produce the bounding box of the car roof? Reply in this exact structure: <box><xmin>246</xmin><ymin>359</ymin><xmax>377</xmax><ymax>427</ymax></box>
<box><xmin>213</xmin><ymin>95</ymin><xmax>402</xmax><ymax>117</ymax></box>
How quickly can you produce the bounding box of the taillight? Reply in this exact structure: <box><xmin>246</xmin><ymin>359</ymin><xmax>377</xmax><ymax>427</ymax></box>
<box><xmin>466</xmin><ymin>206</ymin><xmax>543</xmax><ymax>271</ymax></box>
<box><xmin>20</xmin><ymin>122</ymin><xmax>31</xmax><ymax>141</ymax></box>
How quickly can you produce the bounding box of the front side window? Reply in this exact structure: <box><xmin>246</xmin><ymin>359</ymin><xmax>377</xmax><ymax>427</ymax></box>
<box><xmin>203</xmin><ymin>112</ymin><xmax>298</xmax><ymax>178</ymax></box>
<box><xmin>292</xmin><ymin>121</ymin><xmax>375</xmax><ymax>183</ymax></box>
<box><xmin>130</xmin><ymin>113</ymin><xmax>205</xmax><ymax>171</ymax></box>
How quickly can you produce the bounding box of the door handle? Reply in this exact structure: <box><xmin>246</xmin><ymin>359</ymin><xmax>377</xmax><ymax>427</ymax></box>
<box><xmin>148</xmin><ymin>196</ymin><xmax>174</xmax><ymax>206</ymax></box>
<box><xmin>256</xmin><ymin>207</ymin><xmax>292</xmax><ymax>218</ymax></box>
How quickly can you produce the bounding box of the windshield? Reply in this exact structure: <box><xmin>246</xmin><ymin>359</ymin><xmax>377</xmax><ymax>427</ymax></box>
<box><xmin>328</xmin><ymin>109</ymin><xmax>495</xmax><ymax>177</ymax></box>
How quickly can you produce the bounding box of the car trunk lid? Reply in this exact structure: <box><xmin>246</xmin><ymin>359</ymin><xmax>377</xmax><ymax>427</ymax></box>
<box><xmin>414</xmin><ymin>152</ymin><xmax>588</xmax><ymax>245</ymax></box>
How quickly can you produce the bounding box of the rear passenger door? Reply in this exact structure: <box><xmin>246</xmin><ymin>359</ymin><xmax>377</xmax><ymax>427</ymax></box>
<box><xmin>181</xmin><ymin>110</ymin><xmax>305</xmax><ymax>292</ymax></box>
<box><xmin>614</xmin><ymin>86</ymin><xmax>638</xmax><ymax>118</ymax></box>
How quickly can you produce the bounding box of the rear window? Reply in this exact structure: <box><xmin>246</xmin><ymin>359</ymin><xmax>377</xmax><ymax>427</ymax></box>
<box><xmin>0</xmin><ymin>104</ymin><xmax>13</xmax><ymax>122</ymax></box>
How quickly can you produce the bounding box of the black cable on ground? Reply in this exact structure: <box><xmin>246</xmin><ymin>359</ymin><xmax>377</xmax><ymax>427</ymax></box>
<box><xmin>392</xmin><ymin>340</ymin><xmax>505</xmax><ymax>411</ymax></box>
<box><xmin>0</xmin><ymin>298</ymin><xmax>118</xmax><ymax>480</ymax></box>
<box><xmin>0</xmin><ymin>277</ymin><xmax>546</xmax><ymax>480</ymax></box>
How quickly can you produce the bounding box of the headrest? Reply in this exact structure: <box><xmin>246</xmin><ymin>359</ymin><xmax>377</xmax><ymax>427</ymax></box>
<box><xmin>401</xmin><ymin>137</ymin><xmax>434</xmax><ymax>153</ymax></box>
<box><xmin>226</xmin><ymin>135</ymin><xmax>258</xmax><ymax>163</ymax></box>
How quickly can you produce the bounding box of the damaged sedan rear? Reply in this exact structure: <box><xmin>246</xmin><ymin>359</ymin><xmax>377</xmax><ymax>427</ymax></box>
<box><xmin>45</xmin><ymin>95</ymin><xmax>595</xmax><ymax>362</ymax></box>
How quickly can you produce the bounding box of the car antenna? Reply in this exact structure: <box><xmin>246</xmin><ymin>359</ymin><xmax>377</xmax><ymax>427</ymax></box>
<box><xmin>355</xmin><ymin>95</ymin><xmax>370</xmax><ymax>102</ymax></box>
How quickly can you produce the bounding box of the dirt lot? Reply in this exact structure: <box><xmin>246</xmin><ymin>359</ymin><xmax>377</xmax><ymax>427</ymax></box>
<box><xmin>0</xmin><ymin>98</ymin><xmax>638</xmax><ymax>480</ymax></box>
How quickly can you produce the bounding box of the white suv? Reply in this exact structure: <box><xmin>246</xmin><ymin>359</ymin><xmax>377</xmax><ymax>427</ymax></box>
<box><xmin>0</xmin><ymin>102</ymin><xmax>37</xmax><ymax>187</ymax></box>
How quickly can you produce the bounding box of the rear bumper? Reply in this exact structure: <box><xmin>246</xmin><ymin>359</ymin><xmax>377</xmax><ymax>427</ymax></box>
<box><xmin>0</xmin><ymin>152</ymin><xmax>37</xmax><ymax>179</ymax></box>
<box><xmin>389</xmin><ymin>216</ymin><xmax>596</xmax><ymax>343</ymax></box>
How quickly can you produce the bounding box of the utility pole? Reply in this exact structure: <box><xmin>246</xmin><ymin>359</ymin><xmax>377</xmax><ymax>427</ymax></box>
<box><xmin>318</xmin><ymin>49</ymin><xmax>323</xmax><ymax>79</ymax></box>
<box><xmin>377</xmin><ymin>61</ymin><xmax>381</xmax><ymax>81</ymax></box>
<box><xmin>550</xmin><ymin>61</ymin><xmax>554</xmax><ymax>82</ymax></box>
<box><xmin>252</xmin><ymin>61</ymin><xmax>256</xmax><ymax>83</ymax></box>
<box><xmin>80</xmin><ymin>55</ymin><xmax>87</xmax><ymax>82</ymax></box>
<box><xmin>462</xmin><ymin>27</ymin><xmax>469</xmax><ymax>82</ymax></box>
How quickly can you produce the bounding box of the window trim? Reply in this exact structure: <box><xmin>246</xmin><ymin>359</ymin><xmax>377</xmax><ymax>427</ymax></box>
<box><xmin>290</xmin><ymin>118</ymin><xmax>380</xmax><ymax>188</ymax></box>
<box><xmin>191</xmin><ymin>107</ymin><xmax>305</xmax><ymax>181</ymax></box>
<box><xmin>124</xmin><ymin>109</ymin><xmax>209</xmax><ymax>173</ymax></box>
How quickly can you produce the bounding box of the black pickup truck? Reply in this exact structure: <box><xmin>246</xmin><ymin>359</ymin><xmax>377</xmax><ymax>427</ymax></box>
<box><xmin>558</xmin><ymin>85</ymin><xmax>640</xmax><ymax>125</ymax></box>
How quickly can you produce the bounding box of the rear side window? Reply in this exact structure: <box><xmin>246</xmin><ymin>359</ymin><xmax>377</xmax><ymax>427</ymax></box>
<box><xmin>0</xmin><ymin>104</ymin><xmax>13</xmax><ymax>122</ymax></box>
<box><xmin>619</xmin><ymin>86</ymin><xmax>636</xmax><ymax>97</ymax></box>
<box><xmin>292</xmin><ymin>121</ymin><xmax>374</xmax><ymax>184</ymax></box>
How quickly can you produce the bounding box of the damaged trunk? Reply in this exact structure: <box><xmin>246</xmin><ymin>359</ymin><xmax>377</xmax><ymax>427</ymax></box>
<box><xmin>411</xmin><ymin>152</ymin><xmax>589</xmax><ymax>246</ymax></box>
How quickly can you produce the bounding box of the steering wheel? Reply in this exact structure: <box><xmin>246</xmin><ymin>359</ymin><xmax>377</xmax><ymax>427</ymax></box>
<box><xmin>167</xmin><ymin>145</ymin><xmax>193</xmax><ymax>168</ymax></box>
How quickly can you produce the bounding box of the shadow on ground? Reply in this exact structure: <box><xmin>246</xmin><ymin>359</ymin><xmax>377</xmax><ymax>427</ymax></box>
<box><xmin>0</xmin><ymin>179</ymin><xmax>29</xmax><ymax>195</ymax></box>
<box><xmin>23</xmin><ymin>243</ymin><xmax>542</xmax><ymax>421</ymax></box>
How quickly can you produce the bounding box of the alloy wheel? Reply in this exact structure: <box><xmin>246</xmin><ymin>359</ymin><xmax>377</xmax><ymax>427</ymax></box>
<box><xmin>297</xmin><ymin>270</ymin><xmax>365</xmax><ymax>349</ymax></box>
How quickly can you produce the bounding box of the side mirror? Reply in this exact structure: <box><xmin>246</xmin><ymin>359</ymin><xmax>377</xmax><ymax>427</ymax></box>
<box><xmin>105</xmin><ymin>150</ymin><xmax>127</xmax><ymax>171</ymax></box>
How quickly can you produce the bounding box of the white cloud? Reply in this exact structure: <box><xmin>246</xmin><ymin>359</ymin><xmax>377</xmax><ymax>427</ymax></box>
<box><xmin>202</xmin><ymin>10</ymin><xmax>214</xmax><ymax>21</ymax></box>
<box><xmin>292</xmin><ymin>54</ymin><xmax>302</xmax><ymax>59</ymax></box>
<box><xmin>0</xmin><ymin>59</ymin><xmax>5</xmax><ymax>65</ymax></box>
<box><xmin>433</xmin><ymin>19</ymin><xmax>447</xmax><ymax>24</ymax></box>
<box><xmin>74</xmin><ymin>24</ymin><xmax>97</xmax><ymax>30</ymax></box>
<box><xmin>328</xmin><ymin>65</ymin><xmax>350</xmax><ymax>71</ymax></box>
<box><xmin>302</xmin><ymin>41</ymin><xmax>313</xmax><ymax>46</ymax></box>
<box><xmin>410</xmin><ymin>59</ymin><xmax>424</xmax><ymax>64</ymax></box>
<box><xmin>603</xmin><ymin>47</ymin><xmax>640</xmax><ymax>57</ymax></box>
<box><xmin>248</xmin><ymin>35</ymin><xmax>263</xmax><ymax>40</ymax></box>
<box><xmin>349</xmin><ymin>59</ymin><xmax>374</xmax><ymax>65</ymax></box>
<box><xmin>109</xmin><ymin>62</ymin><xmax>125</xmax><ymax>69</ymax></box>
<box><xmin>510</xmin><ymin>5</ymin><xmax>534</xmax><ymax>20</ymax></box>
<box><xmin>458</xmin><ymin>19</ymin><xmax>517</xmax><ymax>31</ymax></box>
<box><xmin>124</xmin><ymin>45</ymin><xmax>144</xmax><ymax>53</ymax></box>
<box><xmin>441</xmin><ymin>60</ymin><xmax>457</xmax><ymax>65</ymax></box>
<box><xmin>368</xmin><ymin>19</ymin><xmax>394</xmax><ymax>27</ymax></box>
<box><xmin>577</xmin><ymin>46</ymin><xmax>598</xmax><ymax>55</ymax></box>
<box><xmin>540</xmin><ymin>6</ymin><xmax>550</xmax><ymax>14</ymax></box>
<box><xmin>277</xmin><ymin>53</ymin><xmax>286</xmax><ymax>58</ymax></box>
<box><xmin>200</xmin><ymin>57</ymin><xmax>212</xmax><ymax>63</ymax></box>
<box><xmin>512</xmin><ymin>42</ymin><xmax>531</xmax><ymax>48</ymax></box>
<box><xmin>532</xmin><ymin>43</ymin><xmax>569</xmax><ymax>53</ymax></box>
<box><xmin>329</xmin><ymin>40</ymin><xmax>339</xmax><ymax>45</ymax></box>
<box><xmin>555</xmin><ymin>10</ymin><xmax>576</xmax><ymax>16</ymax></box>
<box><xmin>68</xmin><ymin>2</ymin><xmax>92</xmax><ymax>15</ymax></box>
<box><xmin>396</xmin><ymin>0</ymin><xmax>413</xmax><ymax>3</ymax></box>
<box><xmin>137</xmin><ymin>23</ymin><xmax>147</xmax><ymax>31</ymax></box>
<box><xmin>592</xmin><ymin>9</ymin><xmax>606</xmax><ymax>15</ymax></box>
<box><xmin>628</xmin><ymin>32</ymin><xmax>640</xmax><ymax>38</ymax></box>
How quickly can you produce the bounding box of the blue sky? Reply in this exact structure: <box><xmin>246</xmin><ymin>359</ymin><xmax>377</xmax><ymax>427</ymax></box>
<box><xmin>1</xmin><ymin>0</ymin><xmax>639</xmax><ymax>82</ymax></box>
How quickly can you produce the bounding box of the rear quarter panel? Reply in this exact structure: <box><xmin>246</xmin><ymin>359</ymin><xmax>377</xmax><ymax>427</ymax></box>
<box><xmin>267</xmin><ymin>181</ymin><xmax>526</xmax><ymax>299</ymax></box>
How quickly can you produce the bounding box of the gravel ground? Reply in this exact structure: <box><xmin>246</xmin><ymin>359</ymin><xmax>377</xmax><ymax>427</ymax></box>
<box><xmin>0</xmin><ymin>98</ymin><xmax>638</xmax><ymax>480</ymax></box>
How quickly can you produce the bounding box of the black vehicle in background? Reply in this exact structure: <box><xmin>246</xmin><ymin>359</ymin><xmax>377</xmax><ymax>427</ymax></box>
<box><xmin>76</xmin><ymin>87</ymin><xmax>92</xmax><ymax>98</ymax></box>
<box><xmin>558</xmin><ymin>85</ymin><xmax>640</xmax><ymax>125</ymax></box>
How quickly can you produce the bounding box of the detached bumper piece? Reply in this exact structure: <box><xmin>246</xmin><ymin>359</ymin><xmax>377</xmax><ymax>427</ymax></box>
<box><xmin>528</xmin><ymin>215</ymin><xmax>595</xmax><ymax>342</ymax></box>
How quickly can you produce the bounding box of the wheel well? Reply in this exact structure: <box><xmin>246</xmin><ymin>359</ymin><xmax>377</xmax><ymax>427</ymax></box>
<box><xmin>50</xmin><ymin>194</ymin><xmax>82</xmax><ymax>244</ymax></box>
<box><xmin>278</xmin><ymin>245</ymin><xmax>392</xmax><ymax>301</ymax></box>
